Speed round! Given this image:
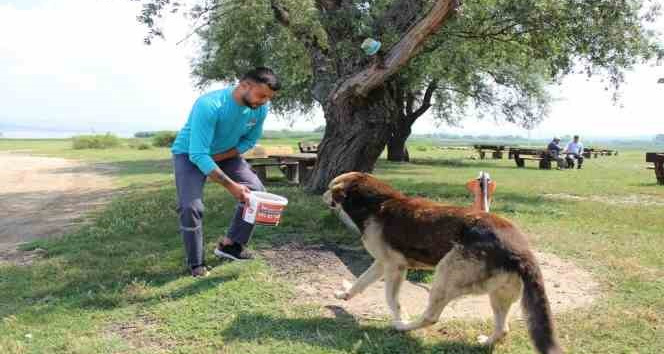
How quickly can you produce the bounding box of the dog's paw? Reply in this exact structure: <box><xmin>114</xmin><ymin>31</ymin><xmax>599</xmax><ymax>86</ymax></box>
<box><xmin>477</xmin><ymin>334</ymin><xmax>491</xmax><ymax>345</ymax></box>
<box><xmin>393</xmin><ymin>321</ymin><xmax>412</xmax><ymax>332</ymax></box>
<box><xmin>333</xmin><ymin>280</ymin><xmax>353</xmax><ymax>300</ymax></box>
<box><xmin>333</xmin><ymin>290</ymin><xmax>350</xmax><ymax>300</ymax></box>
<box><xmin>477</xmin><ymin>331</ymin><xmax>506</xmax><ymax>346</ymax></box>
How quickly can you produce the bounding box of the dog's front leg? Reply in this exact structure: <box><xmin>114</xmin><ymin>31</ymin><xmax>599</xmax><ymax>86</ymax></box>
<box><xmin>334</xmin><ymin>260</ymin><xmax>383</xmax><ymax>300</ymax></box>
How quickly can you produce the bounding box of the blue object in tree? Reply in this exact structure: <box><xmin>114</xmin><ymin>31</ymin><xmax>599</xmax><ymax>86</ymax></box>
<box><xmin>361</xmin><ymin>38</ymin><xmax>382</xmax><ymax>56</ymax></box>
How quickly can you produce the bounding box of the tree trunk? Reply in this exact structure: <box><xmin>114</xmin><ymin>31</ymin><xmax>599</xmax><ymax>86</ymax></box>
<box><xmin>387</xmin><ymin>125</ymin><xmax>411</xmax><ymax>162</ymax></box>
<box><xmin>304</xmin><ymin>87</ymin><xmax>398</xmax><ymax>193</ymax></box>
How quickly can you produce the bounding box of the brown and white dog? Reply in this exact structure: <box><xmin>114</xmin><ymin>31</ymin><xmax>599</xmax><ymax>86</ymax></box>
<box><xmin>323</xmin><ymin>172</ymin><xmax>562</xmax><ymax>354</ymax></box>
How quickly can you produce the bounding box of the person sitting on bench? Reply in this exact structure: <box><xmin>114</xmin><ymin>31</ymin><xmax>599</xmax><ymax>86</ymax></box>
<box><xmin>564</xmin><ymin>135</ymin><xmax>584</xmax><ymax>169</ymax></box>
<box><xmin>546</xmin><ymin>137</ymin><xmax>566</xmax><ymax>169</ymax></box>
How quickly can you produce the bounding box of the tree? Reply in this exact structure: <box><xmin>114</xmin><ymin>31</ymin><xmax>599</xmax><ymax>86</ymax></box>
<box><xmin>134</xmin><ymin>0</ymin><xmax>662</xmax><ymax>193</ymax></box>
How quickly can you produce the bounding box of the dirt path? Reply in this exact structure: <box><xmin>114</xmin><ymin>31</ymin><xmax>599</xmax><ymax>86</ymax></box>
<box><xmin>261</xmin><ymin>243</ymin><xmax>601</xmax><ymax>322</ymax></box>
<box><xmin>0</xmin><ymin>151</ymin><xmax>115</xmax><ymax>261</ymax></box>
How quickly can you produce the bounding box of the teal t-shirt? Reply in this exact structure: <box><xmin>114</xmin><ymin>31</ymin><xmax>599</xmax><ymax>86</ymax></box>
<box><xmin>171</xmin><ymin>86</ymin><xmax>269</xmax><ymax>175</ymax></box>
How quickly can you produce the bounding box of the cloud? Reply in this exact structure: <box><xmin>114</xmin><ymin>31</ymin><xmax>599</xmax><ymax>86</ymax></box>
<box><xmin>0</xmin><ymin>0</ymin><xmax>662</xmax><ymax>138</ymax></box>
<box><xmin>0</xmin><ymin>0</ymin><xmax>198</xmax><ymax>131</ymax></box>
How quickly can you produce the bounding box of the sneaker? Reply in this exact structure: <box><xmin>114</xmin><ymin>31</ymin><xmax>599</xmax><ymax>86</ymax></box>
<box><xmin>191</xmin><ymin>265</ymin><xmax>209</xmax><ymax>277</ymax></box>
<box><xmin>214</xmin><ymin>243</ymin><xmax>254</xmax><ymax>261</ymax></box>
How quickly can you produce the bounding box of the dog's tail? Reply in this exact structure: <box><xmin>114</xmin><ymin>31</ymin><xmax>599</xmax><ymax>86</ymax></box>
<box><xmin>517</xmin><ymin>252</ymin><xmax>563</xmax><ymax>354</ymax></box>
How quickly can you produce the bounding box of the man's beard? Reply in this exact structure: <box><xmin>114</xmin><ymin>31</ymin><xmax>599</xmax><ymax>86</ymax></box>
<box><xmin>242</xmin><ymin>92</ymin><xmax>259</xmax><ymax>109</ymax></box>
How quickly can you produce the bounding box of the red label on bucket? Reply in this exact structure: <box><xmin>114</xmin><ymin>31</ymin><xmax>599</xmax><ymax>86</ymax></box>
<box><xmin>255</xmin><ymin>202</ymin><xmax>285</xmax><ymax>226</ymax></box>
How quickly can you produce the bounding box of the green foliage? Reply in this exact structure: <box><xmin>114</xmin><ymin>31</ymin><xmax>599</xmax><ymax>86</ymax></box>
<box><xmin>72</xmin><ymin>133</ymin><xmax>121</xmax><ymax>149</ymax></box>
<box><xmin>136</xmin><ymin>0</ymin><xmax>661</xmax><ymax>129</ymax></box>
<box><xmin>128</xmin><ymin>138</ymin><xmax>153</xmax><ymax>150</ymax></box>
<box><xmin>152</xmin><ymin>131</ymin><xmax>177</xmax><ymax>147</ymax></box>
<box><xmin>192</xmin><ymin>0</ymin><xmax>317</xmax><ymax>114</ymax></box>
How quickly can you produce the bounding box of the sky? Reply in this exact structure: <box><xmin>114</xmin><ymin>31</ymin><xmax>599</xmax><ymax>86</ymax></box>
<box><xmin>0</xmin><ymin>0</ymin><xmax>663</xmax><ymax>139</ymax></box>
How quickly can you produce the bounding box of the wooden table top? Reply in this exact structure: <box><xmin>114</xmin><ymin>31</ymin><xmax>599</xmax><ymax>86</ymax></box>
<box><xmin>269</xmin><ymin>153</ymin><xmax>318</xmax><ymax>161</ymax></box>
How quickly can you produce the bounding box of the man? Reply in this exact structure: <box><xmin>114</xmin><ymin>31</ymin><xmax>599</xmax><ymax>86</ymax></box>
<box><xmin>546</xmin><ymin>136</ymin><xmax>566</xmax><ymax>169</ymax></box>
<box><xmin>171</xmin><ymin>67</ymin><xmax>280</xmax><ymax>277</ymax></box>
<box><xmin>564</xmin><ymin>135</ymin><xmax>584</xmax><ymax>169</ymax></box>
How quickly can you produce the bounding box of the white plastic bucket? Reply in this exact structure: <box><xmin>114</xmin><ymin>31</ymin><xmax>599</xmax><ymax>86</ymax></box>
<box><xmin>242</xmin><ymin>191</ymin><xmax>288</xmax><ymax>226</ymax></box>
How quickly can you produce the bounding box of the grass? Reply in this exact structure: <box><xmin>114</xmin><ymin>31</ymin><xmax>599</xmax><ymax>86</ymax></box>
<box><xmin>1</xmin><ymin>138</ymin><xmax>663</xmax><ymax>353</ymax></box>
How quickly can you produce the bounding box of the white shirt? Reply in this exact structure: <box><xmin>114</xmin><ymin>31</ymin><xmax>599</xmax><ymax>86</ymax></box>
<box><xmin>565</xmin><ymin>141</ymin><xmax>584</xmax><ymax>155</ymax></box>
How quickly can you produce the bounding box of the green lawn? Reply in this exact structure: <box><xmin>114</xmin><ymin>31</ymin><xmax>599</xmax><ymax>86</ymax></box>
<box><xmin>1</xmin><ymin>138</ymin><xmax>662</xmax><ymax>353</ymax></box>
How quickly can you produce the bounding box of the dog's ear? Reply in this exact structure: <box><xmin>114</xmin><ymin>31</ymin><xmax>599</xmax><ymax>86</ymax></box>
<box><xmin>330</xmin><ymin>183</ymin><xmax>347</xmax><ymax>203</ymax></box>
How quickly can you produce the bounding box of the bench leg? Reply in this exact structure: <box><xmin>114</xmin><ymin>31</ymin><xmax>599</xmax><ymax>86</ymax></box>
<box><xmin>539</xmin><ymin>159</ymin><xmax>551</xmax><ymax>170</ymax></box>
<box><xmin>285</xmin><ymin>164</ymin><xmax>299</xmax><ymax>184</ymax></box>
<box><xmin>253</xmin><ymin>165</ymin><xmax>267</xmax><ymax>183</ymax></box>
<box><xmin>479</xmin><ymin>151</ymin><xmax>486</xmax><ymax>159</ymax></box>
<box><xmin>515</xmin><ymin>157</ymin><xmax>524</xmax><ymax>168</ymax></box>
<box><xmin>297</xmin><ymin>163</ymin><xmax>309</xmax><ymax>184</ymax></box>
<box><xmin>656</xmin><ymin>162</ymin><xmax>664</xmax><ymax>186</ymax></box>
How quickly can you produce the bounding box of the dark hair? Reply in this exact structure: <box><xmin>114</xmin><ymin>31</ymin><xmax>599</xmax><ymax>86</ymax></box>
<box><xmin>241</xmin><ymin>67</ymin><xmax>281</xmax><ymax>91</ymax></box>
<box><xmin>573</xmin><ymin>135</ymin><xmax>579</xmax><ymax>139</ymax></box>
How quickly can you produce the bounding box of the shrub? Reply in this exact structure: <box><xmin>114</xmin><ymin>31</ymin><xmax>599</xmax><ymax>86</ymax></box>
<box><xmin>128</xmin><ymin>139</ymin><xmax>153</xmax><ymax>150</ymax></box>
<box><xmin>72</xmin><ymin>133</ymin><xmax>121</xmax><ymax>149</ymax></box>
<box><xmin>152</xmin><ymin>131</ymin><xmax>177</xmax><ymax>147</ymax></box>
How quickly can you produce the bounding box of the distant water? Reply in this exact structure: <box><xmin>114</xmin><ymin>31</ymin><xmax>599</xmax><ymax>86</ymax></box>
<box><xmin>0</xmin><ymin>130</ymin><xmax>135</xmax><ymax>139</ymax></box>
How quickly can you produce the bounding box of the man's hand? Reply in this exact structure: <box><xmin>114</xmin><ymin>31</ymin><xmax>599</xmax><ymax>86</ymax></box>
<box><xmin>228</xmin><ymin>182</ymin><xmax>251</xmax><ymax>203</ymax></box>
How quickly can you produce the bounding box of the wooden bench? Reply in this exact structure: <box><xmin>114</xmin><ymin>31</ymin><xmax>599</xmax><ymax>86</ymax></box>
<box><xmin>511</xmin><ymin>148</ymin><xmax>559</xmax><ymax>169</ymax></box>
<box><xmin>473</xmin><ymin>144</ymin><xmax>505</xmax><ymax>159</ymax></box>
<box><xmin>298</xmin><ymin>141</ymin><xmax>319</xmax><ymax>153</ymax></box>
<box><xmin>646</xmin><ymin>152</ymin><xmax>664</xmax><ymax>185</ymax></box>
<box><xmin>582</xmin><ymin>148</ymin><xmax>597</xmax><ymax>159</ymax></box>
<box><xmin>583</xmin><ymin>147</ymin><xmax>617</xmax><ymax>158</ymax></box>
<box><xmin>600</xmin><ymin>149</ymin><xmax>617</xmax><ymax>156</ymax></box>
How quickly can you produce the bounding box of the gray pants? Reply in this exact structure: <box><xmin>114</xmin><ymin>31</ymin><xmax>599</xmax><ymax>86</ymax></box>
<box><xmin>173</xmin><ymin>154</ymin><xmax>265</xmax><ymax>269</ymax></box>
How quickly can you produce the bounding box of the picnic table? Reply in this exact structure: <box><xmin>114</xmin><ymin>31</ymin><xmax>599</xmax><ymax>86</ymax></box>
<box><xmin>646</xmin><ymin>152</ymin><xmax>664</xmax><ymax>185</ymax></box>
<box><xmin>268</xmin><ymin>153</ymin><xmax>318</xmax><ymax>185</ymax></box>
<box><xmin>237</xmin><ymin>146</ymin><xmax>299</xmax><ymax>183</ymax></box>
<box><xmin>298</xmin><ymin>141</ymin><xmax>319</xmax><ymax>153</ymax></box>
<box><xmin>473</xmin><ymin>144</ymin><xmax>506</xmax><ymax>159</ymax></box>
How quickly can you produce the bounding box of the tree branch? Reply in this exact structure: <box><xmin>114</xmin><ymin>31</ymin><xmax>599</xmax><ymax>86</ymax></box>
<box><xmin>405</xmin><ymin>91</ymin><xmax>415</xmax><ymax>116</ymax></box>
<box><xmin>270</xmin><ymin>0</ymin><xmax>336</xmax><ymax>103</ymax></box>
<box><xmin>407</xmin><ymin>79</ymin><xmax>438</xmax><ymax>124</ymax></box>
<box><xmin>332</xmin><ymin>0</ymin><xmax>459</xmax><ymax>100</ymax></box>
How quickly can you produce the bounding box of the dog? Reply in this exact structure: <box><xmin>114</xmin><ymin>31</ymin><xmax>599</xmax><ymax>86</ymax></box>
<box><xmin>323</xmin><ymin>172</ymin><xmax>562</xmax><ymax>354</ymax></box>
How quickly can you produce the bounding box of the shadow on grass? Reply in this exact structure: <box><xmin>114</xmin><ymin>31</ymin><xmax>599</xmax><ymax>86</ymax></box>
<box><xmin>221</xmin><ymin>307</ymin><xmax>492</xmax><ymax>354</ymax></box>
<box><xmin>384</xmin><ymin>157</ymin><xmax>520</xmax><ymax>170</ymax></box>
<box><xmin>0</xmin><ymin>184</ymin><xmax>244</xmax><ymax>318</ymax></box>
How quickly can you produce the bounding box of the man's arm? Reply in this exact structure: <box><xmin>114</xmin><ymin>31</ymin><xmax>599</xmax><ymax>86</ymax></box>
<box><xmin>188</xmin><ymin>98</ymin><xmax>220</xmax><ymax>176</ymax></box>
<box><xmin>208</xmin><ymin>166</ymin><xmax>249</xmax><ymax>203</ymax></box>
<box><xmin>212</xmin><ymin>148</ymin><xmax>240</xmax><ymax>162</ymax></box>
